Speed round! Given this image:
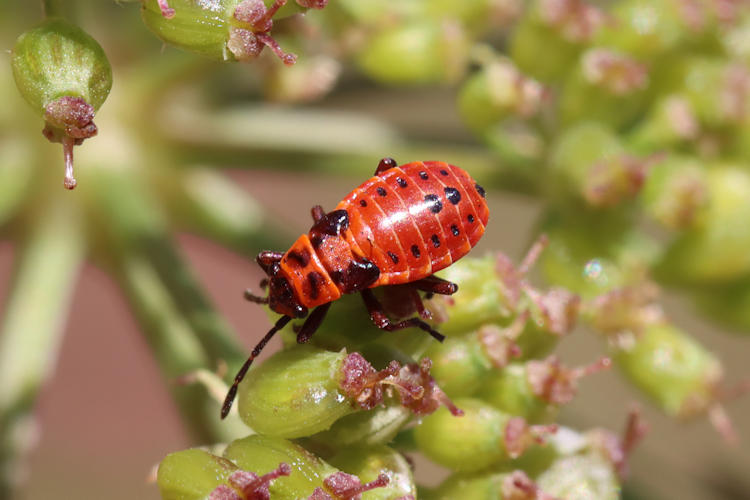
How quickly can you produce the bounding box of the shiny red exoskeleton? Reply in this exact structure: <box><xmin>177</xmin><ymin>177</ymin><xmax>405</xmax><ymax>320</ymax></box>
<box><xmin>221</xmin><ymin>158</ymin><xmax>489</xmax><ymax>417</ymax></box>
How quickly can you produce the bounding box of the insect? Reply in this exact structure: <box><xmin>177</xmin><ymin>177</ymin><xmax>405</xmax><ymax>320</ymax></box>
<box><xmin>221</xmin><ymin>158</ymin><xmax>489</xmax><ymax>418</ymax></box>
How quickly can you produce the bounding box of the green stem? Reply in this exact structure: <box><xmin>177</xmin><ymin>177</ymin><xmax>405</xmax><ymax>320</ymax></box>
<box><xmin>0</xmin><ymin>201</ymin><xmax>85</xmax><ymax>497</ymax></box>
<box><xmin>41</xmin><ymin>0</ymin><xmax>65</xmax><ymax>17</ymax></box>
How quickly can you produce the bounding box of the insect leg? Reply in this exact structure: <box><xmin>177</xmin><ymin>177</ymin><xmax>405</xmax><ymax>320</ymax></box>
<box><xmin>244</xmin><ymin>289</ymin><xmax>269</xmax><ymax>304</ymax></box>
<box><xmin>374</xmin><ymin>157</ymin><xmax>398</xmax><ymax>175</ymax></box>
<box><xmin>360</xmin><ymin>289</ymin><xmax>445</xmax><ymax>342</ymax></box>
<box><xmin>311</xmin><ymin>205</ymin><xmax>326</xmax><ymax>223</ymax></box>
<box><xmin>295</xmin><ymin>302</ymin><xmax>332</xmax><ymax>343</ymax></box>
<box><xmin>410</xmin><ymin>286</ymin><xmax>432</xmax><ymax>320</ymax></box>
<box><xmin>413</xmin><ymin>275</ymin><xmax>459</xmax><ymax>295</ymax></box>
<box><xmin>221</xmin><ymin>314</ymin><xmax>292</xmax><ymax>419</ymax></box>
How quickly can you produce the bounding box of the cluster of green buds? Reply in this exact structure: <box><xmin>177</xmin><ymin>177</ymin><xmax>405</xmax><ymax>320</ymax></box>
<box><xmin>155</xmin><ymin>238</ymin><xmax>643</xmax><ymax>498</ymax></box>
<box><xmin>11</xmin><ymin>18</ymin><xmax>112</xmax><ymax>189</ymax></box>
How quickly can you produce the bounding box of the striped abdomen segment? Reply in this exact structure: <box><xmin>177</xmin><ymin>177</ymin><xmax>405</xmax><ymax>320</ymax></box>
<box><xmin>337</xmin><ymin>161</ymin><xmax>489</xmax><ymax>286</ymax></box>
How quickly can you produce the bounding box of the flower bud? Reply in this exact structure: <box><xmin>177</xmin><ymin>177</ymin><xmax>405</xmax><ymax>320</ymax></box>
<box><xmin>328</xmin><ymin>445</ymin><xmax>417</xmax><ymax>500</ymax></box>
<box><xmin>432</xmin><ymin>470</ymin><xmax>555</xmax><ymax>500</ymax></box>
<box><xmin>458</xmin><ymin>60</ymin><xmax>545</xmax><ymax>133</ymax></box>
<box><xmin>559</xmin><ymin>48</ymin><xmax>649</xmax><ymax>129</ymax></box>
<box><xmin>510</xmin><ymin>0</ymin><xmax>607</xmax><ymax>82</ymax></box>
<box><xmin>11</xmin><ymin>18</ymin><xmax>112</xmax><ymax>189</ymax></box>
<box><xmin>238</xmin><ymin>347</ymin><xmax>460</xmax><ymax>438</ymax></box>
<box><xmin>414</xmin><ymin>398</ymin><xmax>557</xmax><ymax>472</ymax></box>
<box><xmin>309</xmin><ymin>406</ymin><xmax>411</xmax><ymax>448</ymax></box>
<box><xmin>141</xmin><ymin>0</ymin><xmax>298</xmax><ymax>65</ymax></box>
<box><xmin>356</xmin><ymin>21</ymin><xmax>469</xmax><ymax>85</ymax></box>
<box><xmin>478</xmin><ymin>356</ymin><xmax>611</xmax><ymax>423</ymax></box>
<box><xmin>424</xmin><ymin>330</ymin><xmax>496</xmax><ymax>397</ymax></box>
<box><xmin>640</xmin><ymin>155</ymin><xmax>708</xmax><ymax>230</ymax></box>
<box><xmin>627</xmin><ymin>94</ymin><xmax>700</xmax><ymax>152</ymax></box>
<box><xmin>537</xmin><ymin>453</ymin><xmax>619</xmax><ymax>499</ymax></box>
<box><xmin>224</xmin><ymin>435</ymin><xmax>338</xmax><ymax>498</ymax></box>
<box><xmin>157</xmin><ymin>448</ymin><xmax>291</xmax><ymax>500</ymax></box>
<box><xmin>656</xmin><ymin>164</ymin><xmax>750</xmax><ymax>284</ymax></box>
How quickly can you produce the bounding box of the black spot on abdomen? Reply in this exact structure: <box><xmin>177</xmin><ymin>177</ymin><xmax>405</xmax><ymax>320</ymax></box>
<box><xmin>475</xmin><ymin>183</ymin><xmax>486</xmax><ymax>198</ymax></box>
<box><xmin>387</xmin><ymin>251</ymin><xmax>400</xmax><ymax>264</ymax></box>
<box><xmin>359</xmin><ymin>199</ymin><xmax>367</xmax><ymax>207</ymax></box>
<box><xmin>377</xmin><ymin>187</ymin><xmax>387</xmax><ymax>197</ymax></box>
<box><xmin>451</xmin><ymin>224</ymin><xmax>460</xmax><ymax>236</ymax></box>
<box><xmin>431</xmin><ymin>234</ymin><xmax>440</xmax><ymax>248</ymax></box>
<box><xmin>397</xmin><ymin>177</ymin><xmax>408</xmax><ymax>188</ymax></box>
<box><xmin>411</xmin><ymin>245</ymin><xmax>421</xmax><ymax>258</ymax></box>
<box><xmin>444</xmin><ymin>187</ymin><xmax>461</xmax><ymax>205</ymax></box>
<box><xmin>424</xmin><ymin>194</ymin><xmax>443</xmax><ymax>214</ymax></box>
<box><xmin>307</xmin><ymin>271</ymin><xmax>323</xmax><ymax>300</ymax></box>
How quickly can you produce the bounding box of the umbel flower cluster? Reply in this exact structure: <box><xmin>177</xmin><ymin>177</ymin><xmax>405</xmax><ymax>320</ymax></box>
<box><xmin>4</xmin><ymin>0</ymin><xmax>750</xmax><ymax>499</ymax></box>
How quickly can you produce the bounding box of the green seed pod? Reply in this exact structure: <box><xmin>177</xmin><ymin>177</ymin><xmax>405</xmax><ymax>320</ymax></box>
<box><xmin>224</xmin><ymin>435</ymin><xmax>338</xmax><ymax>498</ymax></box>
<box><xmin>656</xmin><ymin>164</ymin><xmax>750</xmax><ymax>284</ymax></box>
<box><xmin>457</xmin><ymin>60</ymin><xmax>544</xmax><ymax>133</ymax></box>
<box><xmin>537</xmin><ymin>453</ymin><xmax>620</xmax><ymax>500</ymax></box>
<box><xmin>538</xmin><ymin>208</ymin><xmax>659</xmax><ymax>299</ymax></box>
<box><xmin>509</xmin><ymin>0</ymin><xmax>606</xmax><ymax>82</ymax></box>
<box><xmin>356</xmin><ymin>21</ymin><xmax>470</xmax><ymax>85</ymax></box>
<box><xmin>141</xmin><ymin>0</ymin><xmax>298</xmax><ymax>65</ymax></box>
<box><xmin>424</xmin><ymin>330</ymin><xmax>495</xmax><ymax>397</ymax></box>
<box><xmin>158</xmin><ymin>449</ymin><xmax>238</xmax><ymax>500</ymax></box>
<box><xmin>431</xmin><ymin>470</ymin><xmax>555</xmax><ymax>500</ymax></box>
<box><xmin>558</xmin><ymin>48</ymin><xmax>649</xmax><ymax>129</ymax></box>
<box><xmin>594</xmin><ymin>0</ymin><xmax>686</xmax><ymax>60</ymax></box>
<box><xmin>238</xmin><ymin>347</ymin><xmax>460</xmax><ymax>438</ymax></box>
<box><xmin>237</xmin><ymin>346</ymin><xmax>354</xmax><ymax>437</ymax></box>
<box><xmin>640</xmin><ymin>154</ymin><xmax>708</xmax><ymax>230</ymax></box>
<box><xmin>308</xmin><ymin>405</ymin><xmax>411</xmax><ymax>449</ymax></box>
<box><xmin>11</xmin><ymin>18</ymin><xmax>112</xmax><ymax>190</ymax></box>
<box><xmin>549</xmin><ymin>122</ymin><xmax>653</xmax><ymax>207</ymax></box>
<box><xmin>627</xmin><ymin>94</ymin><xmax>700</xmax><ymax>153</ymax></box>
<box><xmin>414</xmin><ymin>398</ymin><xmax>556</xmax><ymax>472</ymax></box>
<box><xmin>612</xmin><ymin>322</ymin><xmax>731</xmax><ymax>430</ymax></box>
<box><xmin>328</xmin><ymin>445</ymin><xmax>417</xmax><ymax>500</ymax></box>
<box><xmin>478</xmin><ymin>356</ymin><xmax>611</xmax><ymax>423</ymax></box>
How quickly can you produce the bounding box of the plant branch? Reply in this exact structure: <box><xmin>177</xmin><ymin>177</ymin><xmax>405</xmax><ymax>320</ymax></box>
<box><xmin>0</xmin><ymin>200</ymin><xmax>85</xmax><ymax>497</ymax></box>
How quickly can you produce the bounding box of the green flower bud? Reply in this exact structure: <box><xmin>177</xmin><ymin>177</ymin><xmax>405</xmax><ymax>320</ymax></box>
<box><xmin>549</xmin><ymin>122</ymin><xmax>654</xmax><ymax>207</ymax></box>
<box><xmin>356</xmin><ymin>21</ymin><xmax>469</xmax><ymax>85</ymax></box>
<box><xmin>432</xmin><ymin>470</ymin><xmax>555</xmax><ymax>500</ymax></box>
<box><xmin>424</xmin><ymin>329</ymin><xmax>496</xmax><ymax>397</ymax></box>
<box><xmin>237</xmin><ymin>346</ymin><xmax>354</xmax><ymax>438</ymax></box>
<box><xmin>640</xmin><ymin>155</ymin><xmax>708</xmax><ymax>230</ymax></box>
<box><xmin>141</xmin><ymin>0</ymin><xmax>298</xmax><ymax>65</ymax></box>
<box><xmin>611</xmin><ymin>322</ymin><xmax>739</xmax><ymax>440</ymax></box>
<box><xmin>627</xmin><ymin>94</ymin><xmax>701</xmax><ymax>152</ymax></box>
<box><xmin>478</xmin><ymin>356</ymin><xmax>611</xmax><ymax>423</ymax></box>
<box><xmin>538</xmin><ymin>208</ymin><xmax>660</xmax><ymax>298</ymax></box>
<box><xmin>224</xmin><ymin>435</ymin><xmax>338</xmax><ymax>498</ymax></box>
<box><xmin>309</xmin><ymin>406</ymin><xmax>411</xmax><ymax>448</ymax></box>
<box><xmin>329</xmin><ymin>445</ymin><xmax>417</xmax><ymax>500</ymax></box>
<box><xmin>414</xmin><ymin>398</ymin><xmax>557</xmax><ymax>472</ymax></box>
<box><xmin>158</xmin><ymin>449</ymin><xmax>238</xmax><ymax>499</ymax></box>
<box><xmin>510</xmin><ymin>0</ymin><xmax>606</xmax><ymax>82</ymax></box>
<box><xmin>238</xmin><ymin>347</ymin><xmax>460</xmax><ymax>438</ymax></box>
<box><xmin>157</xmin><ymin>448</ymin><xmax>292</xmax><ymax>500</ymax></box>
<box><xmin>263</xmin><ymin>55</ymin><xmax>340</xmax><ymax>102</ymax></box>
<box><xmin>558</xmin><ymin>48</ymin><xmax>649</xmax><ymax>129</ymax></box>
<box><xmin>11</xmin><ymin>18</ymin><xmax>112</xmax><ymax>190</ymax></box>
<box><xmin>656</xmin><ymin>164</ymin><xmax>750</xmax><ymax>284</ymax></box>
<box><xmin>537</xmin><ymin>453</ymin><xmax>619</xmax><ymax>500</ymax></box>
<box><xmin>594</xmin><ymin>0</ymin><xmax>686</xmax><ymax>60</ymax></box>
<box><xmin>457</xmin><ymin>60</ymin><xmax>545</xmax><ymax>133</ymax></box>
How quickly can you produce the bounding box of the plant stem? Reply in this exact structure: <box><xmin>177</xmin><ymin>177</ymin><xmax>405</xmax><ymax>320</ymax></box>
<box><xmin>41</xmin><ymin>0</ymin><xmax>65</xmax><ymax>18</ymax></box>
<box><xmin>0</xmin><ymin>200</ymin><xmax>85</xmax><ymax>497</ymax></box>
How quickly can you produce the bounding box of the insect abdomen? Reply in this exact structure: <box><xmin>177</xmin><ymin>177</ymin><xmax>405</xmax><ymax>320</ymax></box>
<box><xmin>337</xmin><ymin>161</ymin><xmax>489</xmax><ymax>286</ymax></box>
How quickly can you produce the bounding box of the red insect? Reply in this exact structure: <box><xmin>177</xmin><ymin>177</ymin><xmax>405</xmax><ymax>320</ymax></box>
<box><xmin>221</xmin><ymin>158</ymin><xmax>489</xmax><ymax>417</ymax></box>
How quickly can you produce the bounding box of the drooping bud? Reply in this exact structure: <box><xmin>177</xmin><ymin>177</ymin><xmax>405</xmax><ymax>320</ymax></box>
<box><xmin>414</xmin><ymin>398</ymin><xmax>557</xmax><ymax>471</ymax></box>
<box><xmin>11</xmin><ymin>18</ymin><xmax>112</xmax><ymax>189</ymax></box>
<box><xmin>157</xmin><ymin>449</ymin><xmax>238</xmax><ymax>500</ymax></box>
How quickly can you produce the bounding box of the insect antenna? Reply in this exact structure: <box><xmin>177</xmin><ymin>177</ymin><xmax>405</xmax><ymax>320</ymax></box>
<box><xmin>221</xmin><ymin>314</ymin><xmax>292</xmax><ymax>419</ymax></box>
<box><xmin>244</xmin><ymin>289</ymin><xmax>269</xmax><ymax>304</ymax></box>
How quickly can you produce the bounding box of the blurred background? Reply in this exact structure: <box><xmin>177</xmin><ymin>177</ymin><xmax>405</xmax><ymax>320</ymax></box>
<box><xmin>1</xmin><ymin>1</ymin><xmax>750</xmax><ymax>499</ymax></box>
